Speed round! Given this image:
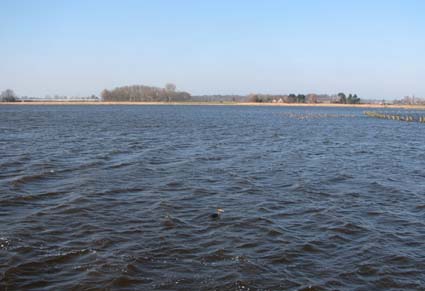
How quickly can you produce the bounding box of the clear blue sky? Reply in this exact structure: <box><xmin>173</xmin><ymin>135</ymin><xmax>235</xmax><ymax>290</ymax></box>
<box><xmin>1</xmin><ymin>0</ymin><xmax>424</xmax><ymax>99</ymax></box>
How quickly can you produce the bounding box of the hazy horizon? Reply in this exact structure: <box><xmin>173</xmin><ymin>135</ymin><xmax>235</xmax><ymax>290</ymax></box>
<box><xmin>1</xmin><ymin>0</ymin><xmax>424</xmax><ymax>99</ymax></box>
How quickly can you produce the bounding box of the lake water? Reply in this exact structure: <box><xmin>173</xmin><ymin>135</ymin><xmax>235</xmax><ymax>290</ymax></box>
<box><xmin>1</xmin><ymin>105</ymin><xmax>424</xmax><ymax>290</ymax></box>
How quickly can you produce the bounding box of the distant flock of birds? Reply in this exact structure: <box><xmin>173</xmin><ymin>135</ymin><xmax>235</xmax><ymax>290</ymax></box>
<box><xmin>277</xmin><ymin>112</ymin><xmax>356</xmax><ymax>120</ymax></box>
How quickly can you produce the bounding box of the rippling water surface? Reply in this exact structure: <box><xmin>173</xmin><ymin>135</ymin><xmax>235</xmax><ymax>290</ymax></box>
<box><xmin>1</xmin><ymin>105</ymin><xmax>425</xmax><ymax>290</ymax></box>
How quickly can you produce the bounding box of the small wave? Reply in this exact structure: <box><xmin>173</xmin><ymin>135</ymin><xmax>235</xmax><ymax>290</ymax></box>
<box><xmin>10</xmin><ymin>172</ymin><xmax>52</xmax><ymax>187</ymax></box>
<box><xmin>104</xmin><ymin>162</ymin><xmax>134</xmax><ymax>170</ymax></box>
<box><xmin>300</xmin><ymin>243</ymin><xmax>321</xmax><ymax>253</ymax></box>
<box><xmin>95</xmin><ymin>187</ymin><xmax>145</xmax><ymax>196</ymax></box>
<box><xmin>1</xmin><ymin>249</ymin><xmax>95</xmax><ymax>286</ymax></box>
<box><xmin>109</xmin><ymin>276</ymin><xmax>150</xmax><ymax>288</ymax></box>
<box><xmin>356</xmin><ymin>264</ymin><xmax>379</xmax><ymax>276</ymax></box>
<box><xmin>386</xmin><ymin>254</ymin><xmax>413</xmax><ymax>265</ymax></box>
<box><xmin>58</xmin><ymin>161</ymin><xmax>105</xmax><ymax>173</ymax></box>
<box><xmin>326</xmin><ymin>174</ymin><xmax>353</xmax><ymax>183</ymax></box>
<box><xmin>298</xmin><ymin>285</ymin><xmax>327</xmax><ymax>291</ymax></box>
<box><xmin>268</xmin><ymin>253</ymin><xmax>293</xmax><ymax>264</ymax></box>
<box><xmin>0</xmin><ymin>190</ymin><xmax>67</xmax><ymax>205</ymax></box>
<box><xmin>44</xmin><ymin>249</ymin><xmax>95</xmax><ymax>264</ymax></box>
<box><xmin>329</xmin><ymin>223</ymin><xmax>367</xmax><ymax>235</ymax></box>
<box><xmin>237</xmin><ymin>242</ymin><xmax>259</xmax><ymax>249</ymax></box>
<box><xmin>267</xmin><ymin>228</ymin><xmax>283</xmax><ymax>237</ymax></box>
<box><xmin>367</xmin><ymin>210</ymin><xmax>383</xmax><ymax>216</ymax></box>
<box><xmin>201</xmin><ymin>249</ymin><xmax>232</xmax><ymax>263</ymax></box>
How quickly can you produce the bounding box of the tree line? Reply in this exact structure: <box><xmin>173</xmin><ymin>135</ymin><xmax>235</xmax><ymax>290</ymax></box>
<box><xmin>246</xmin><ymin>92</ymin><xmax>360</xmax><ymax>104</ymax></box>
<box><xmin>393</xmin><ymin>95</ymin><xmax>425</xmax><ymax>105</ymax></box>
<box><xmin>1</xmin><ymin>87</ymin><xmax>362</xmax><ymax>104</ymax></box>
<box><xmin>248</xmin><ymin>94</ymin><xmax>309</xmax><ymax>103</ymax></box>
<box><xmin>337</xmin><ymin>93</ymin><xmax>360</xmax><ymax>104</ymax></box>
<box><xmin>101</xmin><ymin>83</ymin><xmax>191</xmax><ymax>102</ymax></box>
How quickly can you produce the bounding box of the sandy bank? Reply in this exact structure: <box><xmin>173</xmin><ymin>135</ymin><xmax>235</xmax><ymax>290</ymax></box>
<box><xmin>1</xmin><ymin>101</ymin><xmax>425</xmax><ymax>110</ymax></box>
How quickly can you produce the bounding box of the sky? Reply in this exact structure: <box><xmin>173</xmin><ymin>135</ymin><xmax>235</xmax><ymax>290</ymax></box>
<box><xmin>1</xmin><ymin>0</ymin><xmax>424</xmax><ymax>99</ymax></box>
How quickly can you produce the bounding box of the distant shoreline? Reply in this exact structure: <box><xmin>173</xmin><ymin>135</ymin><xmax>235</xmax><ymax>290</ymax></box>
<box><xmin>1</xmin><ymin>101</ymin><xmax>425</xmax><ymax>110</ymax></box>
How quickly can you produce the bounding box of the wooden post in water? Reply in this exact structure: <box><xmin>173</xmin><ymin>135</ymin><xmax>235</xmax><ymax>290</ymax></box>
<box><xmin>364</xmin><ymin>111</ymin><xmax>425</xmax><ymax>124</ymax></box>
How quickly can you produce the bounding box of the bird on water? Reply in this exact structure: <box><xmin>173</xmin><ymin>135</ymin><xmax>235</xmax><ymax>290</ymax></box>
<box><xmin>211</xmin><ymin>208</ymin><xmax>224</xmax><ymax>219</ymax></box>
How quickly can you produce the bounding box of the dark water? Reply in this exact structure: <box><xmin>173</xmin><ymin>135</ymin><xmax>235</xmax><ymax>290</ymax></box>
<box><xmin>1</xmin><ymin>105</ymin><xmax>424</xmax><ymax>290</ymax></box>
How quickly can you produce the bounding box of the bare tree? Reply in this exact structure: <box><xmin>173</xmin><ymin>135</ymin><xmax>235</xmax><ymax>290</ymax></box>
<box><xmin>100</xmin><ymin>84</ymin><xmax>191</xmax><ymax>102</ymax></box>
<box><xmin>165</xmin><ymin>83</ymin><xmax>176</xmax><ymax>92</ymax></box>
<box><xmin>307</xmin><ymin>94</ymin><xmax>318</xmax><ymax>103</ymax></box>
<box><xmin>1</xmin><ymin>89</ymin><xmax>17</xmax><ymax>102</ymax></box>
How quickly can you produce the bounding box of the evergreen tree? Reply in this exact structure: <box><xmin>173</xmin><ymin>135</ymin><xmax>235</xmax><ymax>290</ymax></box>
<box><xmin>337</xmin><ymin>92</ymin><xmax>347</xmax><ymax>104</ymax></box>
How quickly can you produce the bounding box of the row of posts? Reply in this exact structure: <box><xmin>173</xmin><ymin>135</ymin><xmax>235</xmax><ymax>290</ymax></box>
<box><xmin>364</xmin><ymin>111</ymin><xmax>425</xmax><ymax>123</ymax></box>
